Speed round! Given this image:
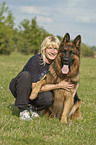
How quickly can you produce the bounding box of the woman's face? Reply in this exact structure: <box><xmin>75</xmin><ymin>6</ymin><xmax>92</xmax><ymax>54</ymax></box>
<box><xmin>45</xmin><ymin>44</ymin><xmax>59</xmax><ymax>64</ymax></box>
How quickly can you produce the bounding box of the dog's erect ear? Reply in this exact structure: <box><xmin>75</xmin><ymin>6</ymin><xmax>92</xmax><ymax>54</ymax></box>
<box><xmin>73</xmin><ymin>35</ymin><xmax>81</xmax><ymax>50</ymax></box>
<box><xmin>59</xmin><ymin>33</ymin><xmax>70</xmax><ymax>52</ymax></box>
<box><xmin>62</xmin><ymin>33</ymin><xmax>70</xmax><ymax>44</ymax></box>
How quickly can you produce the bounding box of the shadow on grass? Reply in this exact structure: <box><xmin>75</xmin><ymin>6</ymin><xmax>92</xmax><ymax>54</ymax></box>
<box><xmin>7</xmin><ymin>104</ymin><xmax>19</xmax><ymax>117</ymax></box>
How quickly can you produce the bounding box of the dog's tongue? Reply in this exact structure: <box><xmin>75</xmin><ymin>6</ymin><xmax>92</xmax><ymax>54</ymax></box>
<box><xmin>62</xmin><ymin>65</ymin><xmax>69</xmax><ymax>74</ymax></box>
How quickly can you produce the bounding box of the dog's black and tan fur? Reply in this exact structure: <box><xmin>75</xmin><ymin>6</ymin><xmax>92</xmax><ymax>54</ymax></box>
<box><xmin>30</xmin><ymin>33</ymin><xmax>82</xmax><ymax>124</ymax></box>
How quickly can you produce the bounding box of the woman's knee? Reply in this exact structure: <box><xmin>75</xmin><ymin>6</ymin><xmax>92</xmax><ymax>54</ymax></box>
<box><xmin>38</xmin><ymin>91</ymin><xmax>54</xmax><ymax>106</ymax></box>
<box><xmin>19</xmin><ymin>71</ymin><xmax>32</xmax><ymax>80</ymax></box>
<box><xmin>16</xmin><ymin>71</ymin><xmax>32</xmax><ymax>90</ymax></box>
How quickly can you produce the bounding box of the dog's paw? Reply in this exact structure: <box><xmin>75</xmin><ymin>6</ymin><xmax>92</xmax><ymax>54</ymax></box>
<box><xmin>61</xmin><ymin>116</ymin><xmax>67</xmax><ymax>124</ymax></box>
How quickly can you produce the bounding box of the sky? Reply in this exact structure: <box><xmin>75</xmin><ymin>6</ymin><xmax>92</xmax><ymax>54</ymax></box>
<box><xmin>0</xmin><ymin>0</ymin><xmax>96</xmax><ymax>46</ymax></box>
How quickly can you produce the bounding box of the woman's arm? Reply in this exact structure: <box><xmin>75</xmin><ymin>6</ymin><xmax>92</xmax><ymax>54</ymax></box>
<box><xmin>30</xmin><ymin>80</ymin><xmax>74</xmax><ymax>100</ymax></box>
<box><xmin>40</xmin><ymin>80</ymin><xmax>74</xmax><ymax>92</ymax></box>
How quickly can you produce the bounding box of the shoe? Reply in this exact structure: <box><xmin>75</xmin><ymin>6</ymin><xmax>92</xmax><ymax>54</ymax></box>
<box><xmin>19</xmin><ymin>110</ymin><xmax>32</xmax><ymax>120</ymax></box>
<box><xmin>29</xmin><ymin>107</ymin><xmax>39</xmax><ymax>118</ymax></box>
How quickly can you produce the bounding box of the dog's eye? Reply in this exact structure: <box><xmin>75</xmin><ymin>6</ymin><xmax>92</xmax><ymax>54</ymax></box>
<box><xmin>70</xmin><ymin>51</ymin><xmax>75</xmax><ymax>55</ymax></box>
<box><xmin>63</xmin><ymin>49</ymin><xmax>66</xmax><ymax>53</ymax></box>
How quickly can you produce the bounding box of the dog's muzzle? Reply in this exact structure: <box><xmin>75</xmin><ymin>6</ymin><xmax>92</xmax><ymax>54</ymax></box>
<box><xmin>61</xmin><ymin>57</ymin><xmax>70</xmax><ymax>74</ymax></box>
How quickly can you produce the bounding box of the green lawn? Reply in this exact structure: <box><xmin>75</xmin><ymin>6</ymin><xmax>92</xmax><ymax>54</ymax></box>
<box><xmin>0</xmin><ymin>52</ymin><xmax>96</xmax><ymax>145</ymax></box>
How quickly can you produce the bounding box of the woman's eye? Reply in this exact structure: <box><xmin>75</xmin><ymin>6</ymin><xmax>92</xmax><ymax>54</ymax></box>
<box><xmin>54</xmin><ymin>48</ymin><xmax>58</xmax><ymax>50</ymax></box>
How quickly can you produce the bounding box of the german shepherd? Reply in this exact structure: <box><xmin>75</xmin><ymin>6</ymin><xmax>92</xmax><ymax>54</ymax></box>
<box><xmin>30</xmin><ymin>33</ymin><xmax>81</xmax><ymax>124</ymax></box>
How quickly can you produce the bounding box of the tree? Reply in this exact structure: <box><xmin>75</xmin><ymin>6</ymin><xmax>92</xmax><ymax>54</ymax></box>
<box><xmin>0</xmin><ymin>2</ymin><xmax>15</xmax><ymax>54</ymax></box>
<box><xmin>19</xmin><ymin>17</ymin><xmax>50</xmax><ymax>54</ymax></box>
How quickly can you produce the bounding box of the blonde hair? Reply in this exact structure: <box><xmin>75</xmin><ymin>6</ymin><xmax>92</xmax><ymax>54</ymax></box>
<box><xmin>40</xmin><ymin>36</ymin><xmax>60</xmax><ymax>64</ymax></box>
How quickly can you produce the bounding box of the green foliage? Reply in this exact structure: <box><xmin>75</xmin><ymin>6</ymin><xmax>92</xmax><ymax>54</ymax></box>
<box><xmin>81</xmin><ymin>43</ymin><xmax>94</xmax><ymax>57</ymax></box>
<box><xmin>0</xmin><ymin>2</ymin><xmax>14</xmax><ymax>28</ymax></box>
<box><xmin>0</xmin><ymin>53</ymin><xmax>96</xmax><ymax>145</ymax></box>
<box><xmin>0</xmin><ymin>2</ymin><xmax>15</xmax><ymax>55</ymax></box>
<box><xmin>92</xmin><ymin>46</ymin><xmax>96</xmax><ymax>51</ymax></box>
<box><xmin>0</xmin><ymin>23</ymin><xmax>14</xmax><ymax>54</ymax></box>
<box><xmin>56</xmin><ymin>35</ymin><xmax>62</xmax><ymax>42</ymax></box>
<box><xmin>19</xmin><ymin>17</ymin><xmax>50</xmax><ymax>54</ymax></box>
<box><xmin>0</xmin><ymin>2</ymin><xmax>50</xmax><ymax>55</ymax></box>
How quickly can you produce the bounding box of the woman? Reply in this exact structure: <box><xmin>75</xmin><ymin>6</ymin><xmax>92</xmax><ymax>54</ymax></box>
<box><xmin>9</xmin><ymin>36</ymin><xmax>74</xmax><ymax>120</ymax></box>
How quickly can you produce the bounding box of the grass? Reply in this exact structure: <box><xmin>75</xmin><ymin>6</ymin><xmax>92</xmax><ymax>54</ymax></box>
<box><xmin>0</xmin><ymin>52</ymin><xmax>96</xmax><ymax>145</ymax></box>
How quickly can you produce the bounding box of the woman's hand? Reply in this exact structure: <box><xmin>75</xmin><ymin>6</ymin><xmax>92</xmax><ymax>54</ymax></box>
<box><xmin>57</xmin><ymin>80</ymin><xmax>74</xmax><ymax>91</ymax></box>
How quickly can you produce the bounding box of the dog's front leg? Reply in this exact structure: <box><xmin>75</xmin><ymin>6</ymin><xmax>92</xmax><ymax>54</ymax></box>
<box><xmin>30</xmin><ymin>79</ymin><xmax>46</xmax><ymax>100</ymax></box>
<box><xmin>61</xmin><ymin>95</ymin><xmax>74</xmax><ymax>124</ymax></box>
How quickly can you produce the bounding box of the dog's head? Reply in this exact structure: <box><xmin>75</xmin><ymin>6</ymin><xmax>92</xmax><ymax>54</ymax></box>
<box><xmin>58</xmin><ymin>33</ymin><xmax>81</xmax><ymax>75</ymax></box>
